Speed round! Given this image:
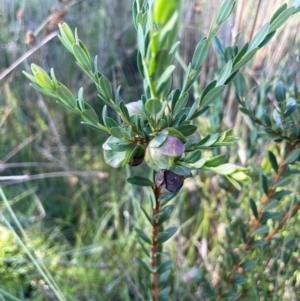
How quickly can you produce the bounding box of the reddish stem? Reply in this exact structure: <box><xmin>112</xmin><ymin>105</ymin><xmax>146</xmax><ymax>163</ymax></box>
<box><xmin>151</xmin><ymin>185</ymin><xmax>161</xmax><ymax>301</ymax></box>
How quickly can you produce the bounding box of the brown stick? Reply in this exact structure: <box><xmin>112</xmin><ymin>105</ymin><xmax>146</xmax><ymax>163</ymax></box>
<box><xmin>151</xmin><ymin>185</ymin><xmax>161</xmax><ymax>301</ymax></box>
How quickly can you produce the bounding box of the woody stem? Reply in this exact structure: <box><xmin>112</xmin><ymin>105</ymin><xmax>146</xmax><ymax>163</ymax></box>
<box><xmin>151</xmin><ymin>184</ymin><xmax>161</xmax><ymax>301</ymax></box>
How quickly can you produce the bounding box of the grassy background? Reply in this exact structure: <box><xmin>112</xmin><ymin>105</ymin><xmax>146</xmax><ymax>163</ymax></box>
<box><xmin>0</xmin><ymin>0</ymin><xmax>299</xmax><ymax>300</ymax></box>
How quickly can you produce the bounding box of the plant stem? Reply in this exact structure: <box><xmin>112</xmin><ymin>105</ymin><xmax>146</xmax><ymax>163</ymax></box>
<box><xmin>151</xmin><ymin>184</ymin><xmax>161</xmax><ymax>301</ymax></box>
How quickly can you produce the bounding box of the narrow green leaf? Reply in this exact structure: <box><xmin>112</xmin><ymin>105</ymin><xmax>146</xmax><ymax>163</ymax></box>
<box><xmin>109</xmin><ymin>126</ymin><xmax>124</xmax><ymax>139</ymax></box>
<box><xmin>157</xmin><ymin>205</ymin><xmax>174</xmax><ymax>224</ymax></box>
<box><xmin>240</xmin><ymin>260</ymin><xmax>256</xmax><ymax>270</ymax></box>
<box><xmin>157</xmin><ymin>260</ymin><xmax>173</xmax><ymax>274</ymax></box>
<box><xmin>272</xmin><ymin>190</ymin><xmax>291</xmax><ymax>199</ymax></box>
<box><xmin>184</xmin><ymin>150</ymin><xmax>201</xmax><ymax>163</ymax></box>
<box><xmin>106</xmin><ymin>117</ymin><xmax>119</xmax><ymax>129</ymax></box>
<box><xmin>258</xmin><ymin>30</ymin><xmax>277</xmax><ymax>48</ymax></box>
<box><xmin>158</xmin><ymin>287</ymin><xmax>171</xmax><ymax>300</ymax></box>
<box><xmin>171</xmin><ymin>89</ymin><xmax>181</xmax><ymax>112</ymax></box>
<box><xmin>137</xmin><ymin>238</ymin><xmax>150</xmax><ymax>257</ymax></box>
<box><xmin>73</xmin><ymin>44</ymin><xmax>91</xmax><ymax>71</ymax></box>
<box><xmin>160</xmin><ymin>192</ymin><xmax>176</xmax><ymax>206</ymax></box>
<box><xmin>253</xmin><ymin>225</ymin><xmax>269</xmax><ymax>236</ymax></box>
<box><xmin>200</xmin><ymin>85</ymin><xmax>225</xmax><ymax>107</ymax></box>
<box><xmin>233</xmin><ymin>43</ymin><xmax>249</xmax><ymax>66</ymax></box>
<box><xmin>77</xmin><ymin>87</ymin><xmax>85</xmax><ymax>111</ymax></box>
<box><xmin>157</xmin><ymin>227</ymin><xmax>177</xmax><ymax>243</ymax></box>
<box><xmin>176</xmin><ymin>125</ymin><xmax>197</xmax><ymax>137</ymax></box>
<box><xmin>191</xmin><ymin>38</ymin><xmax>209</xmax><ymax>70</ymax></box>
<box><xmin>78</xmin><ymin>41</ymin><xmax>91</xmax><ymax>65</ymax></box>
<box><xmin>261</xmin><ymin>175</ymin><xmax>269</xmax><ymax>195</ymax></box>
<box><xmin>81</xmin><ymin>122</ymin><xmax>108</xmax><ymax>133</ymax></box>
<box><xmin>181</xmin><ymin>63</ymin><xmax>191</xmax><ymax>93</ymax></box>
<box><xmin>141</xmin><ymin>206</ymin><xmax>153</xmax><ymax>225</ymax></box>
<box><xmin>249</xmin><ymin>198</ymin><xmax>258</xmax><ymax>219</ymax></box>
<box><xmin>270</xmin><ymin>4</ymin><xmax>287</xmax><ymax>24</ymax></box>
<box><xmin>188</xmin><ymin>157</ymin><xmax>206</xmax><ymax>169</ymax></box>
<box><xmin>264</xmin><ymin>199</ymin><xmax>279</xmax><ymax>211</ymax></box>
<box><xmin>168</xmin><ymin>41</ymin><xmax>180</xmax><ymax>61</ymax></box>
<box><xmin>135</xmin><ymin>257</ymin><xmax>152</xmax><ymax>272</ymax></box>
<box><xmin>23</xmin><ymin>70</ymin><xmax>38</xmax><ymax>84</ymax></box>
<box><xmin>216</xmin><ymin>60</ymin><xmax>232</xmax><ymax>86</ymax></box>
<box><xmin>248</xmin><ymin>23</ymin><xmax>270</xmax><ymax>51</ymax></box>
<box><xmin>239</xmin><ymin>107</ymin><xmax>255</xmax><ymax>118</ymax></box>
<box><xmin>137</xmin><ymin>51</ymin><xmax>144</xmax><ymax>77</ymax></box>
<box><xmin>30</xmin><ymin>83</ymin><xmax>57</xmax><ymax>98</ymax></box>
<box><xmin>232</xmin><ymin>276</ymin><xmax>247</xmax><ymax>285</ymax></box>
<box><xmin>101</xmin><ymin>106</ymin><xmax>107</xmax><ymax>127</ymax></box>
<box><xmin>81</xmin><ymin>109</ymin><xmax>99</xmax><ymax>125</ymax></box>
<box><xmin>165</xmin><ymin>127</ymin><xmax>186</xmax><ymax>142</ymax></box>
<box><xmin>284</xmin><ymin>149</ymin><xmax>300</xmax><ymax>164</ymax></box>
<box><xmin>137</xmin><ymin>24</ymin><xmax>145</xmax><ymax>57</ymax></box>
<box><xmin>232</xmin><ymin>48</ymin><xmax>258</xmax><ymax>72</ymax></box>
<box><xmin>216</xmin><ymin>0</ymin><xmax>235</xmax><ymax>25</ymax></box>
<box><xmin>204</xmin><ymin>155</ymin><xmax>227</xmax><ymax>167</ymax></box>
<box><xmin>158</xmin><ymin>270</ymin><xmax>171</xmax><ymax>285</ymax></box>
<box><xmin>119</xmin><ymin>101</ymin><xmax>130</xmax><ymax>121</ymax></box>
<box><xmin>173</xmin><ymin>92</ymin><xmax>189</xmax><ymax>116</ymax></box>
<box><xmin>269</xmin><ymin>7</ymin><xmax>296</xmax><ymax>32</ymax></box>
<box><xmin>275</xmin><ymin>81</ymin><xmax>286</xmax><ymax>102</ymax></box>
<box><xmin>268</xmin><ymin>151</ymin><xmax>278</xmax><ymax>173</ymax></box>
<box><xmin>99</xmin><ymin>76</ymin><xmax>113</xmax><ymax>100</ymax></box>
<box><xmin>213</xmin><ymin>36</ymin><xmax>225</xmax><ymax>58</ymax></box>
<box><xmin>190</xmin><ymin>106</ymin><xmax>210</xmax><ymax>120</ymax></box>
<box><xmin>275</xmin><ymin>177</ymin><xmax>291</xmax><ymax>188</ymax></box>
<box><xmin>34</xmin><ymin>72</ymin><xmax>53</xmax><ymax>91</ymax></box>
<box><xmin>56</xmin><ymin>84</ymin><xmax>76</xmax><ymax>108</ymax></box>
<box><xmin>135</xmin><ymin>228</ymin><xmax>152</xmax><ymax>244</ymax></box>
<box><xmin>170</xmin><ymin>164</ymin><xmax>191</xmax><ymax>176</ymax></box>
<box><xmin>59</xmin><ymin>23</ymin><xmax>75</xmax><ymax>45</ymax></box>
<box><xmin>157</xmin><ymin>65</ymin><xmax>175</xmax><ymax>95</ymax></box>
<box><xmin>197</xmin><ymin>133</ymin><xmax>218</xmax><ymax>147</ymax></box>
<box><xmin>223</xmin><ymin>292</ymin><xmax>238</xmax><ymax>298</ymax></box>
<box><xmin>250</xmin><ymin>239</ymin><xmax>267</xmax><ymax>248</ymax></box>
<box><xmin>208</xmin><ymin>163</ymin><xmax>236</xmax><ymax>175</ymax></box>
<box><xmin>186</xmin><ymin>97</ymin><xmax>200</xmax><ymax>120</ymax></box>
<box><xmin>127</xmin><ymin>176</ymin><xmax>154</xmax><ymax>187</ymax></box>
<box><xmin>284</xmin><ymin>105</ymin><xmax>298</xmax><ymax>117</ymax></box>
